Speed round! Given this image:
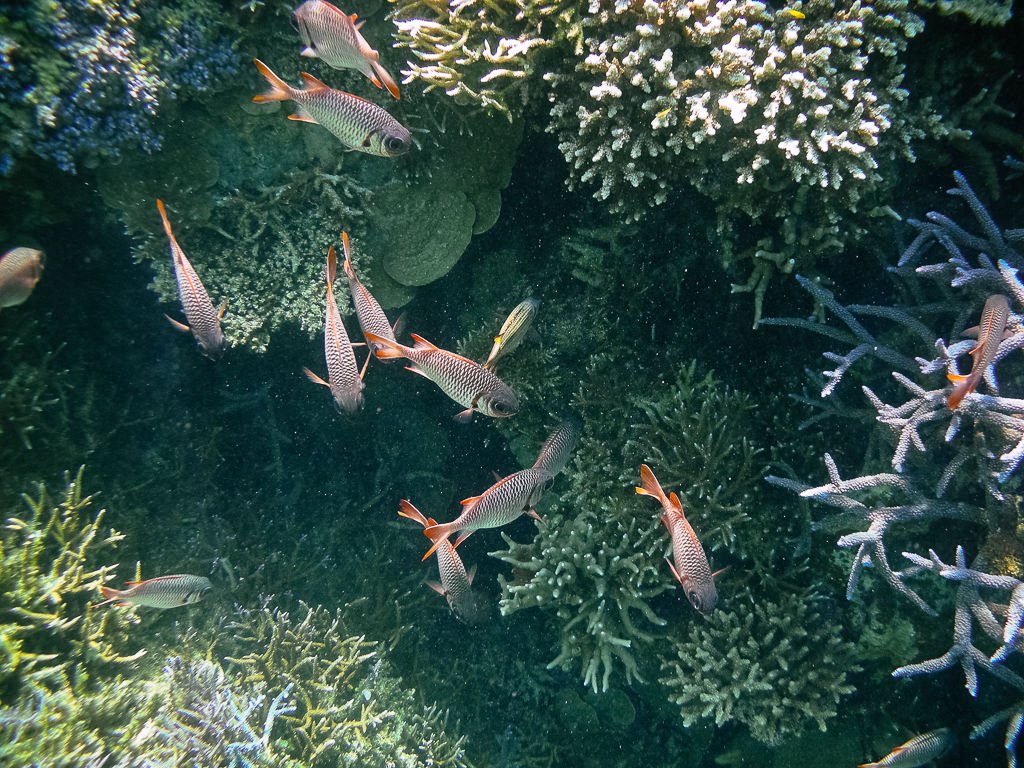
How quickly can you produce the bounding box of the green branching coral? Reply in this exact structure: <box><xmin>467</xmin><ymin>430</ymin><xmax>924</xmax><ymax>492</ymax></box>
<box><xmin>658</xmin><ymin>599</ymin><xmax>859</xmax><ymax>745</ymax></box>
<box><xmin>1</xmin><ymin>467</ymin><xmax>143</xmax><ymax>692</ymax></box>
<box><xmin>217</xmin><ymin>600</ymin><xmax>470</xmax><ymax>768</ymax></box>
<box><xmin>491</xmin><ymin>359</ymin><xmax>771</xmax><ymax>691</ymax></box>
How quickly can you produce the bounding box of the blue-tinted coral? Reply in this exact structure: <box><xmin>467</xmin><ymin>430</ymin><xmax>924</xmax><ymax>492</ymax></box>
<box><xmin>0</xmin><ymin>0</ymin><xmax>239</xmax><ymax>175</ymax></box>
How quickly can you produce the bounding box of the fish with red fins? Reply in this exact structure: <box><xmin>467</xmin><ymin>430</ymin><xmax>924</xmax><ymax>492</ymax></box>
<box><xmin>340</xmin><ymin>231</ymin><xmax>397</xmax><ymax>358</ymax></box>
<box><xmin>636</xmin><ymin>463</ymin><xmax>721</xmax><ymax>616</ymax></box>
<box><xmin>858</xmin><ymin>727</ymin><xmax>954</xmax><ymax>768</ymax></box>
<box><xmin>948</xmin><ymin>293</ymin><xmax>1012</xmax><ymax>409</ymax></box>
<box><xmin>98</xmin><ymin>574</ymin><xmax>212</xmax><ymax>609</ymax></box>
<box><xmin>156</xmin><ymin>200</ymin><xmax>226</xmax><ymax>358</ymax></box>
<box><xmin>398</xmin><ymin>499</ymin><xmax>485</xmax><ymax>624</ymax></box>
<box><xmin>293</xmin><ymin>0</ymin><xmax>400</xmax><ymax>99</ymax></box>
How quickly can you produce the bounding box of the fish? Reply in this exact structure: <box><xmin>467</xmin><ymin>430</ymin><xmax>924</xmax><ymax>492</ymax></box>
<box><xmin>420</xmin><ymin>466</ymin><xmax>554</xmax><ymax>560</ymax></box>
<box><xmin>156</xmin><ymin>200</ymin><xmax>227</xmax><ymax>358</ymax></box>
<box><xmin>303</xmin><ymin>245</ymin><xmax>364</xmax><ymax>414</ymax></box>
<box><xmin>948</xmin><ymin>293</ymin><xmax>1012</xmax><ymax>409</ymax></box>
<box><xmin>784</xmin><ymin>8</ymin><xmax>806</xmax><ymax>19</ymax></box>
<box><xmin>365</xmin><ymin>332</ymin><xmax>519</xmax><ymax>420</ymax></box>
<box><xmin>483</xmin><ymin>298</ymin><xmax>539</xmax><ymax>371</ymax></box>
<box><xmin>635</xmin><ymin>463</ymin><xmax>718</xmax><ymax>616</ymax></box>
<box><xmin>340</xmin><ymin>231</ymin><xmax>396</xmax><ymax>357</ymax></box>
<box><xmin>293</xmin><ymin>0</ymin><xmax>400</xmax><ymax>100</ymax></box>
<box><xmin>858</xmin><ymin>727</ymin><xmax>955</xmax><ymax>768</ymax></box>
<box><xmin>252</xmin><ymin>59</ymin><xmax>411</xmax><ymax>158</ymax></box>
<box><xmin>0</xmin><ymin>247</ymin><xmax>44</xmax><ymax>309</ymax></box>
<box><xmin>97</xmin><ymin>574</ymin><xmax>213</xmax><ymax>609</ymax></box>
<box><xmin>398</xmin><ymin>499</ymin><xmax>484</xmax><ymax>623</ymax></box>
<box><xmin>655</xmin><ymin>106</ymin><xmax>672</xmax><ymax>120</ymax></box>
<box><xmin>532</xmin><ymin>414</ymin><xmax>583</xmax><ymax>477</ymax></box>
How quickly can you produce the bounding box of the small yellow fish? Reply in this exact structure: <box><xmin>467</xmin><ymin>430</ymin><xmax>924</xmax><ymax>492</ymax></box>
<box><xmin>655</xmin><ymin>106</ymin><xmax>672</xmax><ymax>120</ymax></box>
<box><xmin>784</xmin><ymin>8</ymin><xmax>805</xmax><ymax>18</ymax></box>
<box><xmin>484</xmin><ymin>298</ymin><xmax>539</xmax><ymax>371</ymax></box>
<box><xmin>0</xmin><ymin>247</ymin><xmax>44</xmax><ymax>309</ymax></box>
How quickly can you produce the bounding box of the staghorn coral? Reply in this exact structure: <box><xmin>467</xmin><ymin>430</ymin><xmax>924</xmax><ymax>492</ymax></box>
<box><xmin>658</xmin><ymin>598</ymin><xmax>859</xmax><ymax>746</ymax></box>
<box><xmin>491</xmin><ymin>358</ymin><xmax>773</xmax><ymax>690</ymax></box>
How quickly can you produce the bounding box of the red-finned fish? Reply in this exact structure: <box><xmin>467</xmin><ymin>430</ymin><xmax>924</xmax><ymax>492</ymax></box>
<box><xmin>948</xmin><ymin>293</ymin><xmax>1012</xmax><ymax>409</ymax></box>
<box><xmin>636</xmin><ymin>464</ymin><xmax>718</xmax><ymax>616</ymax></box>
<box><xmin>252</xmin><ymin>59</ymin><xmax>410</xmax><ymax>158</ymax></box>
<box><xmin>303</xmin><ymin>245</ymin><xmax>364</xmax><ymax>414</ymax></box>
<box><xmin>340</xmin><ymin>231</ymin><xmax>396</xmax><ymax>357</ymax></box>
<box><xmin>484</xmin><ymin>298</ymin><xmax>539</xmax><ymax>371</ymax></box>
<box><xmin>0</xmin><ymin>247</ymin><xmax>44</xmax><ymax>309</ymax></box>
<box><xmin>365</xmin><ymin>332</ymin><xmax>519</xmax><ymax>420</ymax></box>
<box><xmin>398</xmin><ymin>499</ymin><xmax>484</xmax><ymax>623</ymax></box>
<box><xmin>859</xmin><ymin>727</ymin><xmax>955</xmax><ymax>768</ymax></box>
<box><xmin>97</xmin><ymin>574</ymin><xmax>212</xmax><ymax>609</ymax></box>
<box><xmin>420</xmin><ymin>466</ymin><xmax>553</xmax><ymax>560</ymax></box>
<box><xmin>532</xmin><ymin>414</ymin><xmax>583</xmax><ymax>477</ymax></box>
<box><xmin>156</xmin><ymin>200</ymin><xmax>227</xmax><ymax>358</ymax></box>
<box><xmin>294</xmin><ymin>0</ymin><xmax>400</xmax><ymax>100</ymax></box>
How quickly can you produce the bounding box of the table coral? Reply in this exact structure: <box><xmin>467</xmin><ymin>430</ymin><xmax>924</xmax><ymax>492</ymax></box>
<box><xmin>658</xmin><ymin>598</ymin><xmax>859</xmax><ymax>746</ymax></box>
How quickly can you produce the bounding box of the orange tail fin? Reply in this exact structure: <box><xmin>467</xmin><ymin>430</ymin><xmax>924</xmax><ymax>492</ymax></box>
<box><xmin>420</xmin><ymin>522</ymin><xmax>455</xmax><ymax>561</ymax></box>
<box><xmin>95</xmin><ymin>585</ymin><xmax>126</xmax><ymax>607</ymax></box>
<box><xmin>252</xmin><ymin>59</ymin><xmax>291</xmax><ymax>102</ymax></box>
<box><xmin>341</xmin><ymin>232</ymin><xmax>356</xmax><ymax>281</ymax></box>
<box><xmin>635</xmin><ymin>464</ymin><xmax>669</xmax><ymax>508</ymax></box>
<box><xmin>365</xmin><ymin>332</ymin><xmax>405</xmax><ymax>360</ymax></box>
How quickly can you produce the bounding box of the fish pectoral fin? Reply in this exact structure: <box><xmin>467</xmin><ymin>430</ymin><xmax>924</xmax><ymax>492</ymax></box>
<box><xmin>665</xmin><ymin>557</ymin><xmax>685</xmax><ymax>587</ymax></box>
<box><xmin>165</xmin><ymin>314</ymin><xmax>192</xmax><ymax>333</ymax></box>
<box><xmin>526</xmin><ymin>509</ymin><xmax>545</xmax><ymax>527</ymax></box>
<box><xmin>453</xmin><ymin>408</ymin><xmax>475</xmax><ymax>423</ymax></box>
<box><xmin>288</xmin><ymin>110</ymin><xmax>319</xmax><ymax>124</ymax></box>
<box><xmin>302</xmin><ymin>366</ymin><xmax>330</xmax><ymax>387</ymax></box>
<box><xmin>467</xmin><ymin>563</ymin><xmax>477</xmax><ymax>585</ymax></box>
<box><xmin>218</xmin><ymin>300</ymin><xmax>228</xmax><ymax>319</ymax></box>
<box><xmin>425</xmin><ymin>580</ymin><xmax>445</xmax><ymax>596</ymax></box>
<box><xmin>947</xmin><ymin>372</ymin><xmax>968</xmax><ymax>383</ymax></box>
<box><xmin>711</xmin><ymin>565</ymin><xmax>731</xmax><ymax>582</ymax></box>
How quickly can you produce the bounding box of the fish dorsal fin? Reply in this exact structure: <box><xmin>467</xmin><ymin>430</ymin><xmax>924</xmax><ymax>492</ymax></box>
<box><xmin>668</xmin><ymin>491</ymin><xmax>685</xmax><ymax>516</ymax></box>
<box><xmin>409</xmin><ymin>333</ymin><xmax>440</xmax><ymax>351</ymax></box>
<box><xmin>300</xmin><ymin>71</ymin><xmax>331</xmax><ymax>91</ymax></box>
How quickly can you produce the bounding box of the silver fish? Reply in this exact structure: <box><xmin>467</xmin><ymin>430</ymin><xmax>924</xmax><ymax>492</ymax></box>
<box><xmin>340</xmin><ymin>231</ymin><xmax>396</xmax><ymax>357</ymax></box>
<box><xmin>156</xmin><ymin>200</ymin><xmax>226</xmax><ymax>358</ymax></box>
<box><xmin>484</xmin><ymin>298</ymin><xmax>539</xmax><ymax>370</ymax></box>
<box><xmin>636</xmin><ymin>463</ymin><xmax>718</xmax><ymax>616</ymax></box>
<box><xmin>294</xmin><ymin>0</ymin><xmax>400</xmax><ymax>99</ymax></box>
<box><xmin>0</xmin><ymin>247</ymin><xmax>44</xmax><ymax>309</ymax></box>
<box><xmin>98</xmin><ymin>574</ymin><xmax>212</xmax><ymax>609</ymax></box>
<box><xmin>420</xmin><ymin>466</ymin><xmax>553</xmax><ymax>559</ymax></box>
<box><xmin>366</xmin><ymin>332</ymin><xmax>519</xmax><ymax>420</ymax></box>
<box><xmin>252</xmin><ymin>59</ymin><xmax>410</xmax><ymax>157</ymax></box>
<box><xmin>859</xmin><ymin>727</ymin><xmax>955</xmax><ymax>768</ymax></box>
<box><xmin>532</xmin><ymin>414</ymin><xmax>583</xmax><ymax>477</ymax></box>
<box><xmin>398</xmin><ymin>500</ymin><xmax>484</xmax><ymax>624</ymax></box>
<box><xmin>303</xmin><ymin>245</ymin><xmax>364</xmax><ymax>414</ymax></box>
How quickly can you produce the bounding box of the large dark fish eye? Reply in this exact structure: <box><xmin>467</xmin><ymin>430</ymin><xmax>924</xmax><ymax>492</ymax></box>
<box><xmin>385</xmin><ymin>135</ymin><xmax>410</xmax><ymax>156</ymax></box>
<box><xmin>688</xmin><ymin>591</ymin><xmax>702</xmax><ymax>612</ymax></box>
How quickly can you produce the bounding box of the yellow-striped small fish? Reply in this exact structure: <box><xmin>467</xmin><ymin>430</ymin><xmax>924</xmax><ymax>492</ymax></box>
<box><xmin>97</xmin><ymin>574</ymin><xmax>212</xmax><ymax>609</ymax></box>
<box><xmin>484</xmin><ymin>298</ymin><xmax>539</xmax><ymax>371</ymax></box>
<box><xmin>0</xmin><ymin>247</ymin><xmax>43</xmax><ymax>309</ymax></box>
<box><xmin>859</xmin><ymin>728</ymin><xmax>954</xmax><ymax>768</ymax></box>
<box><xmin>156</xmin><ymin>200</ymin><xmax>226</xmax><ymax>358</ymax></box>
<box><xmin>252</xmin><ymin>59</ymin><xmax>410</xmax><ymax>158</ymax></box>
<box><xmin>294</xmin><ymin>0</ymin><xmax>400</xmax><ymax>99</ymax></box>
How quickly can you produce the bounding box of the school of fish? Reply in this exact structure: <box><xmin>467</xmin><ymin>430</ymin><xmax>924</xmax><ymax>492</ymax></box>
<box><xmin>3</xmin><ymin>2</ymin><xmax>992</xmax><ymax>763</ymax></box>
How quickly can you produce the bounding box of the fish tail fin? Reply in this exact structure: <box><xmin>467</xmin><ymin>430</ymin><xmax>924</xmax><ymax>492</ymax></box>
<box><xmin>635</xmin><ymin>463</ymin><xmax>669</xmax><ymax>507</ymax></box>
<box><xmin>341</xmin><ymin>231</ymin><xmax>356</xmax><ymax>281</ymax></box>
<box><xmin>371</xmin><ymin>58</ymin><xmax>401</xmax><ymax>99</ymax></box>
<box><xmin>96</xmin><ymin>585</ymin><xmax>125</xmax><ymax>607</ymax></box>
<box><xmin>947</xmin><ymin>375</ymin><xmax>972</xmax><ymax>409</ymax></box>
<box><xmin>421</xmin><ymin>523</ymin><xmax>454</xmax><ymax>560</ymax></box>
<box><xmin>397</xmin><ymin>499</ymin><xmax>429</xmax><ymax>528</ymax></box>
<box><xmin>366</xmin><ymin>332</ymin><xmax>405</xmax><ymax>360</ymax></box>
<box><xmin>252</xmin><ymin>59</ymin><xmax>291</xmax><ymax>102</ymax></box>
<box><xmin>327</xmin><ymin>246</ymin><xmax>338</xmax><ymax>285</ymax></box>
<box><xmin>155</xmin><ymin>199</ymin><xmax>175</xmax><ymax>240</ymax></box>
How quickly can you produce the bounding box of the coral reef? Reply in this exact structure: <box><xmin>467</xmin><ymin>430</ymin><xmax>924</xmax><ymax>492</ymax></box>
<box><xmin>491</xmin><ymin>358</ymin><xmax>772</xmax><ymax>691</ymax></box>
<box><xmin>764</xmin><ymin>170</ymin><xmax>1024</xmax><ymax>765</ymax></box>
<box><xmin>658</xmin><ymin>598</ymin><xmax>858</xmax><ymax>745</ymax></box>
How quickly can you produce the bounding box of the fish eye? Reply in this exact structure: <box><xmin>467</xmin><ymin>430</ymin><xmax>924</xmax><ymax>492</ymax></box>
<box><xmin>688</xmin><ymin>592</ymin><xmax>702</xmax><ymax>611</ymax></box>
<box><xmin>385</xmin><ymin>136</ymin><xmax>410</xmax><ymax>155</ymax></box>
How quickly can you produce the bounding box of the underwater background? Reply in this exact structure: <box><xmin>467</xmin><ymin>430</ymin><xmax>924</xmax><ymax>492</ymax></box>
<box><xmin>2</xmin><ymin>0</ymin><xmax>1024</xmax><ymax>766</ymax></box>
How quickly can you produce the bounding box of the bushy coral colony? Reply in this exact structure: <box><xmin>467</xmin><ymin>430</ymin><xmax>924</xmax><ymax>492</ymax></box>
<box><xmin>3</xmin><ymin>0</ymin><xmax>1024</xmax><ymax>767</ymax></box>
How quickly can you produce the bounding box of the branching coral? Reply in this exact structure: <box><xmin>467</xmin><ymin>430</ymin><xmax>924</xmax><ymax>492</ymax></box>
<box><xmin>658</xmin><ymin>598</ymin><xmax>859</xmax><ymax>745</ymax></box>
<box><xmin>491</xmin><ymin>359</ymin><xmax>773</xmax><ymax>691</ymax></box>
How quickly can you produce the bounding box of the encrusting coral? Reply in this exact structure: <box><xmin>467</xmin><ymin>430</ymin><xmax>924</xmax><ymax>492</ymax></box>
<box><xmin>658</xmin><ymin>598</ymin><xmax>859</xmax><ymax>746</ymax></box>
